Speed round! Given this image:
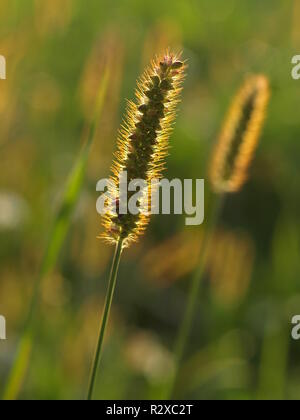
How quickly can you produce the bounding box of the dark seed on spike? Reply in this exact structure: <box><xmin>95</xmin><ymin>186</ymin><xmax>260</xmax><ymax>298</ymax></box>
<box><xmin>171</xmin><ymin>61</ymin><xmax>183</xmax><ymax>69</ymax></box>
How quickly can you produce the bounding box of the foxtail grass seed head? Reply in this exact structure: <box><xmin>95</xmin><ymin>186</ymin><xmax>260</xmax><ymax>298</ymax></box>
<box><xmin>101</xmin><ymin>51</ymin><xmax>186</xmax><ymax>248</ymax></box>
<box><xmin>210</xmin><ymin>74</ymin><xmax>270</xmax><ymax>194</ymax></box>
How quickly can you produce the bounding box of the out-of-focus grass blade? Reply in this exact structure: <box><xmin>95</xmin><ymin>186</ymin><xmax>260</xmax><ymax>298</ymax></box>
<box><xmin>3</xmin><ymin>67</ymin><xmax>110</xmax><ymax>401</ymax></box>
<box><xmin>2</xmin><ymin>330</ymin><xmax>32</xmax><ymax>401</ymax></box>
<box><xmin>257</xmin><ymin>322</ymin><xmax>289</xmax><ymax>400</ymax></box>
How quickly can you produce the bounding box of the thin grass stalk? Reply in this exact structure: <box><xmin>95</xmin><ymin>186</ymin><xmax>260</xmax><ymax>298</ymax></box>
<box><xmin>3</xmin><ymin>133</ymin><xmax>92</xmax><ymax>400</ymax></box>
<box><xmin>2</xmin><ymin>68</ymin><xmax>110</xmax><ymax>401</ymax></box>
<box><xmin>166</xmin><ymin>193</ymin><xmax>225</xmax><ymax>399</ymax></box>
<box><xmin>90</xmin><ymin>51</ymin><xmax>186</xmax><ymax>400</ymax></box>
<box><xmin>167</xmin><ymin>74</ymin><xmax>270</xmax><ymax>399</ymax></box>
<box><xmin>257</xmin><ymin>320</ymin><xmax>289</xmax><ymax>400</ymax></box>
<box><xmin>87</xmin><ymin>239</ymin><xmax>123</xmax><ymax>400</ymax></box>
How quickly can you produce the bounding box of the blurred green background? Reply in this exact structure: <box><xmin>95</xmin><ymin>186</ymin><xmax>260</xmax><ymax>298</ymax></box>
<box><xmin>0</xmin><ymin>0</ymin><xmax>300</xmax><ymax>400</ymax></box>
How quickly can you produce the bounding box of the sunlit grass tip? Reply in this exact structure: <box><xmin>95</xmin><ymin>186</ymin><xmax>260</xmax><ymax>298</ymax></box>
<box><xmin>210</xmin><ymin>74</ymin><xmax>270</xmax><ymax>194</ymax></box>
<box><xmin>100</xmin><ymin>50</ymin><xmax>186</xmax><ymax>248</ymax></box>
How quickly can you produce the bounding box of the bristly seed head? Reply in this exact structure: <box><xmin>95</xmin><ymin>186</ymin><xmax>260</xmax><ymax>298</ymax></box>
<box><xmin>100</xmin><ymin>51</ymin><xmax>186</xmax><ymax>248</ymax></box>
<box><xmin>210</xmin><ymin>74</ymin><xmax>270</xmax><ymax>194</ymax></box>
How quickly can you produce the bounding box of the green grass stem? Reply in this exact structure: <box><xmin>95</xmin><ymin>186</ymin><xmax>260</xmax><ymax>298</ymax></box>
<box><xmin>2</xmin><ymin>67</ymin><xmax>110</xmax><ymax>401</ymax></box>
<box><xmin>166</xmin><ymin>193</ymin><xmax>225</xmax><ymax>399</ymax></box>
<box><xmin>87</xmin><ymin>239</ymin><xmax>123</xmax><ymax>401</ymax></box>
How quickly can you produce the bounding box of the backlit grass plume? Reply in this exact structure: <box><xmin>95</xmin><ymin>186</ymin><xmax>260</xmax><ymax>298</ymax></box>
<box><xmin>101</xmin><ymin>51</ymin><xmax>186</xmax><ymax>248</ymax></box>
<box><xmin>167</xmin><ymin>74</ymin><xmax>271</xmax><ymax>399</ymax></box>
<box><xmin>210</xmin><ymin>74</ymin><xmax>270</xmax><ymax>193</ymax></box>
<box><xmin>88</xmin><ymin>51</ymin><xmax>186</xmax><ymax>400</ymax></box>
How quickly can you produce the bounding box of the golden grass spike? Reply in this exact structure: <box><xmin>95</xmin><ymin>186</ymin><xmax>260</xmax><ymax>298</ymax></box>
<box><xmin>101</xmin><ymin>51</ymin><xmax>186</xmax><ymax>248</ymax></box>
<box><xmin>210</xmin><ymin>74</ymin><xmax>270</xmax><ymax>194</ymax></box>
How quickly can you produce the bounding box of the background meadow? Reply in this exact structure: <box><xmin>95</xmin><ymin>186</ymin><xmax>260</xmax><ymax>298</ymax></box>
<box><xmin>0</xmin><ymin>0</ymin><xmax>300</xmax><ymax>400</ymax></box>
